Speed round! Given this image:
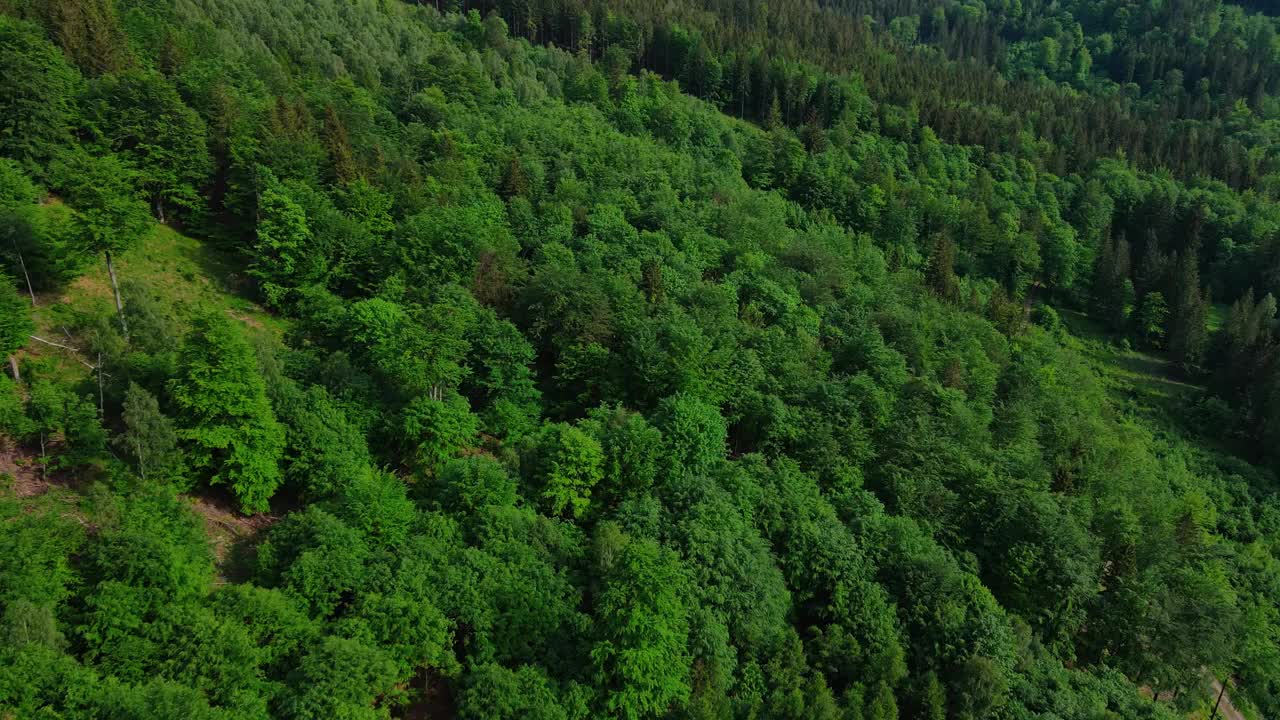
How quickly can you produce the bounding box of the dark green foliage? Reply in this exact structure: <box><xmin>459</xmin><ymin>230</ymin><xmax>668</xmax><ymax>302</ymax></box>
<box><xmin>0</xmin><ymin>16</ymin><xmax>78</xmax><ymax>171</ymax></box>
<box><xmin>114</xmin><ymin>383</ymin><xmax>180</xmax><ymax>481</ymax></box>
<box><xmin>271</xmin><ymin>380</ymin><xmax>372</xmax><ymax>500</ymax></box>
<box><xmin>80</xmin><ymin>69</ymin><xmax>212</xmax><ymax>221</ymax></box>
<box><xmin>0</xmin><ymin>272</ymin><xmax>32</xmax><ymax>357</ymax></box>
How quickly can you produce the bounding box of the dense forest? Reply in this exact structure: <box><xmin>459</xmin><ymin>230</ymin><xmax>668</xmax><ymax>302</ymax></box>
<box><xmin>1</xmin><ymin>0</ymin><xmax>1280</xmax><ymax>718</ymax></box>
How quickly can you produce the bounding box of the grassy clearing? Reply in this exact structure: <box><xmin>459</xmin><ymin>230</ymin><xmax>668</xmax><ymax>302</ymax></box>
<box><xmin>16</xmin><ymin>212</ymin><xmax>282</xmax><ymax>382</ymax></box>
<box><xmin>1058</xmin><ymin>308</ymin><xmax>1203</xmax><ymax>415</ymax></box>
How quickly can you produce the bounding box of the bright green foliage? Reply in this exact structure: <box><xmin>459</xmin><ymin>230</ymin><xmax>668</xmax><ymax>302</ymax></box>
<box><xmin>458</xmin><ymin>663</ymin><xmax>580</xmax><ymax>720</ymax></box>
<box><xmin>401</xmin><ymin>391</ymin><xmax>478</xmax><ymax>473</ymax></box>
<box><xmin>25</xmin><ymin>379</ymin><xmax>106</xmax><ymax>469</ymax></box>
<box><xmin>434</xmin><ymin>456</ymin><xmax>519</xmax><ymax>514</ymax></box>
<box><xmin>52</xmin><ymin>150</ymin><xmax>150</xmax><ymax>258</ymax></box>
<box><xmin>534</xmin><ymin>422</ymin><xmax>605</xmax><ymax>519</ymax></box>
<box><xmin>251</xmin><ymin>173</ymin><xmax>317</xmax><ymax>306</ymax></box>
<box><xmin>466</xmin><ymin>308</ymin><xmax>541</xmax><ymax>440</ymax></box>
<box><xmin>338</xmin><ymin>471</ymin><xmax>416</xmax><ymax>549</ymax></box>
<box><xmin>654</xmin><ymin>393</ymin><xmax>726</xmax><ymax>477</ymax></box>
<box><xmin>0</xmin><ymin>158</ymin><xmax>37</xmax><ymax>209</ymax></box>
<box><xmin>168</xmin><ymin>314</ymin><xmax>285</xmax><ymax>513</ymax></box>
<box><xmin>0</xmin><ymin>492</ymin><xmax>85</xmax><ymax>609</ymax></box>
<box><xmin>592</xmin><ymin>533</ymin><xmax>692</xmax><ymax>720</ymax></box>
<box><xmin>256</xmin><ymin>507</ymin><xmax>371</xmax><ymax>618</ymax></box>
<box><xmin>278</xmin><ymin>636</ymin><xmax>400</xmax><ymax>720</ymax></box>
<box><xmin>2</xmin><ymin>0</ymin><xmax>1280</xmax><ymax>717</ymax></box>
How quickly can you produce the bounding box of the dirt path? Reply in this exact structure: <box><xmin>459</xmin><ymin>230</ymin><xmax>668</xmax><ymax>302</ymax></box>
<box><xmin>1210</xmin><ymin>679</ymin><xmax>1247</xmax><ymax>720</ymax></box>
<box><xmin>186</xmin><ymin>491</ymin><xmax>278</xmax><ymax>581</ymax></box>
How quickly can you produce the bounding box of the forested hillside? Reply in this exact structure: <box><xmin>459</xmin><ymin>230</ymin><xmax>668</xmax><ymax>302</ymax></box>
<box><xmin>0</xmin><ymin>0</ymin><xmax>1279</xmax><ymax>718</ymax></box>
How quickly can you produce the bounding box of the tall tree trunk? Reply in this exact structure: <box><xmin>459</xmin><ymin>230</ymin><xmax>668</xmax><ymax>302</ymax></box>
<box><xmin>1209</xmin><ymin>678</ymin><xmax>1228</xmax><ymax>720</ymax></box>
<box><xmin>11</xmin><ymin>237</ymin><xmax>35</xmax><ymax>306</ymax></box>
<box><xmin>105</xmin><ymin>250</ymin><xmax>128</xmax><ymax>338</ymax></box>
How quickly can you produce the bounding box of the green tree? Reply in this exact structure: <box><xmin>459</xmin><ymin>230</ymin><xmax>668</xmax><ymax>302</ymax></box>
<box><xmin>591</xmin><ymin>533</ymin><xmax>692</xmax><ymax>720</ymax></box>
<box><xmin>457</xmin><ymin>663</ymin><xmax>575</xmax><ymax>720</ymax></box>
<box><xmin>52</xmin><ymin>150</ymin><xmax>150</xmax><ymax>336</ymax></box>
<box><xmin>81</xmin><ymin>69</ymin><xmax>212</xmax><ymax>221</ymax></box>
<box><xmin>279</xmin><ymin>636</ymin><xmax>400</xmax><ymax>720</ymax></box>
<box><xmin>535</xmin><ymin>422</ymin><xmax>605</xmax><ymax>519</ymax></box>
<box><xmin>114</xmin><ymin>382</ymin><xmax>180</xmax><ymax>481</ymax></box>
<box><xmin>926</xmin><ymin>232</ymin><xmax>958</xmax><ymax>301</ymax></box>
<box><xmin>0</xmin><ymin>17</ymin><xmax>79</xmax><ymax>171</ymax></box>
<box><xmin>1137</xmin><ymin>291</ymin><xmax>1169</xmax><ymax>348</ymax></box>
<box><xmin>251</xmin><ymin>173</ymin><xmax>317</xmax><ymax>307</ymax></box>
<box><xmin>655</xmin><ymin>393</ymin><xmax>726</xmax><ymax>477</ymax></box>
<box><xmin>1168</xmin><ymin>251</ymin><xmax>1208</xmax><ymax>368</ymax></box>
<box><xmin>168</xmin><ymin>314</ymin><xmax>285</xmax><ymax>513</ymax></box>
<box><xmin>400</xmin><ymin>391</ymin><xmax>478</xmax><ymax>473</ymax></box>
<box><xmin>36</xmin><ymin>0</ymin><xmax>131</xmax><ymax>75</ymax></box>
<box><xmin>272</xmin><ymin>381</ymin><xmax>373</xmax><ymax>500</ymax></box>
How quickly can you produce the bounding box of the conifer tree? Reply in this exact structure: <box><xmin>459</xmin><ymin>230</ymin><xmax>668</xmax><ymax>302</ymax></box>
<box><xmin>926</xmin><ymin>232</ymin><xmax>958</xmax><ymax>302</ymax></box>
<box><xmin>1168</xmin><ymin>250</ymin><xmax>1207</xmax><ymax>368</ymax></box>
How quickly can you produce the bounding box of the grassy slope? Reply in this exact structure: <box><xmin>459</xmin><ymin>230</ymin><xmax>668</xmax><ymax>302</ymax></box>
<box><xmin>7</xmin><ymin>207</ymin><xmax>283</xmax><ymax>568</ymax></box>
<box><xmin>17</xmin><ymin>205</ymin><xmax>281</xmax><ymax>382</ymax></box>
<box><xmin>1058</xmin><ymin>308</ymin><xmax>1263</xmax><ymax>720</ymax></box>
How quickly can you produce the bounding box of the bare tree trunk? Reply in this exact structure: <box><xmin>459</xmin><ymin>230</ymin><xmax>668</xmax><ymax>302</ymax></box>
<box><xmin>11</xmin><ymin>238</ymin><xmax>35</xmax><ymax>306</ymax></box>
<box><xmin>135</xmin><ymin>436</ymin><xmax>146</xmax><ymax>480</ymax></box>
<box><xmin>1209</xmin><ymin>678</ymin><xmax>1228</xmax><ymax>720</ymax></box>
<box><xmin>105</xmin><ymin>250</ymin><xmax>128</xmax><ymax>338</ymax></box>
<box><xmin>7</xmin><ymin>355</ymin><xmax>18</xmax><ymax>382</ymax></box>
<box><xmin>97</xmin><ymin>351</ymin><xmax>104</xmax><ymax>416</ymax></box>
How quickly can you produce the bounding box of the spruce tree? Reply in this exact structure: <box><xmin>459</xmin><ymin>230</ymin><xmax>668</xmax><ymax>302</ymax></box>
<box><xmin>926</xmin><ymin>232</ymin><xmax>958</xmax><ymax>302</ymax></box>
<box><xmin>1168</xmin><ymin>250</ymin><xmax>1207</xmax><ymax>368</ymax></box>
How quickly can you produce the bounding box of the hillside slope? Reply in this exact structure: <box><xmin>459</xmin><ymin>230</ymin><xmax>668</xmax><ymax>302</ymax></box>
<box><xmin>0</xmin><ymin>1</ymin><xmax>1278</xmax><ymax>719</ymax></box>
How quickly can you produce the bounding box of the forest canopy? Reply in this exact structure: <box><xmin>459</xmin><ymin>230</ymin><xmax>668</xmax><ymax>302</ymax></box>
<box><xmin>1</xmin><ymin>0</ymin><xmax>1279</xmax><ymax>718</ymax></box>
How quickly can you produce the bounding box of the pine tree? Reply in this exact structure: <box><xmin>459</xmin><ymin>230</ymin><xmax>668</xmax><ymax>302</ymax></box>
<box><xmin>1168</xmin><ymin>250</ymin><xmax>1207</xmax><ymax>368</ymax></box>
<box><xmin>322</xmin><ymin>105</ymin><xmax>358</xmax><ymax>185</ymax></box>
<box><xmin>1137</xmin><ymin>291</ymin><xmax>1168</xmax><ymax>348</ymax></box>
<box><xmin>926</xmin><ymin>232</ymin><xmax>958</xmax><ymax>302</ymax></box>
<box><xmin>1091</xmin><ymin>235</ymin><xmax>1131</xmax><ymax>331</ymax></box>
